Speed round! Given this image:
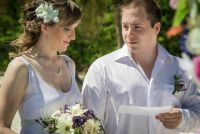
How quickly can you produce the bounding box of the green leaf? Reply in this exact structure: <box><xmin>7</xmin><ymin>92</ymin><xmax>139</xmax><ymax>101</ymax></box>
<box><xmin>172</xmin><ymin>0</ymin><xmax>189</xmax><ymax>26</ymax></box>
<box><xmin>74</xmin><ymin>127</ymin><xmax>82</xmax><ymax>134</ymax></box>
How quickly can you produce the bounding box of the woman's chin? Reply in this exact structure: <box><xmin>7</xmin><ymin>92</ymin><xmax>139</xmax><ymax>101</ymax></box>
<box><xmin>58</xmin><ymin>48</ymin><xmax>68</xmax><ymax>53</ymax></box>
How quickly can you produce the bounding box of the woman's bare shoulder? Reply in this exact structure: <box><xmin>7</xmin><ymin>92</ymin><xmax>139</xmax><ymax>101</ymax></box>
<box><xmin>4</xmin><ymin>56</ymin><xmax>29</xmax><ymax>79</ymax></box>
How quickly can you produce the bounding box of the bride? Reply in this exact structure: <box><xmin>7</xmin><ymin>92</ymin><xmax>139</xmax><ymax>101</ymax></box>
<box><xmin>0</xmin><ymin>0</ymin><xmax>82</xmax><ymax>133</ymax></box>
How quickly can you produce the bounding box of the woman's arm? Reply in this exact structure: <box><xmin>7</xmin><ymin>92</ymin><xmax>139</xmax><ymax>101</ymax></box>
<box><xmin>0</xmin><ymin>58</ymin><xmax>28</xmax><ymax>133</ymax></box>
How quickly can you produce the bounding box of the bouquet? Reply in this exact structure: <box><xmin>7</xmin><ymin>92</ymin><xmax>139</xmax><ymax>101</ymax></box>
<box><xmin>36</xmin><ymin>104</ymin><xmax>104</xmax><ymax>134</ymax></box>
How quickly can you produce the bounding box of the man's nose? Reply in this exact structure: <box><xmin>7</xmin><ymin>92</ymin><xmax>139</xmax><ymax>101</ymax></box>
<box><xmin>127</xmin><ymin>28</ymin><xmax>135</xmax><ymax>38</ymax></box>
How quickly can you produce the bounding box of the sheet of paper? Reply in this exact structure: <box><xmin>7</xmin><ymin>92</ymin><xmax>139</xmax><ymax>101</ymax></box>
<box><xmin>118</xmin><ymin>105</ymin><xmax>172</xmax><ymax>116</ymax></box>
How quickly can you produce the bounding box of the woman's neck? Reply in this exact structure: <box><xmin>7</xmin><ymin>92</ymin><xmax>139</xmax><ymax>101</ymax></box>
<box><xmin>33</xmin><ymin>47</ymin><xmax>58</xmax><ymax>62</ymax></box>
<box><xmin>33</xmin><ymin>40</ymin><xmax>58</xmax><ymax>61</ymax></box>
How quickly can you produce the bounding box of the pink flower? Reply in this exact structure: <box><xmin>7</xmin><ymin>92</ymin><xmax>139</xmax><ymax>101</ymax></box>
<box><xmin>169</xmin><ymin>0</ymin><xmax>178</xmax><ymax>9</ymax></box>
<box><xmin>193</xmin><ymin>56</ymin><xmax>200</xmax><ymax>81</ymax></box>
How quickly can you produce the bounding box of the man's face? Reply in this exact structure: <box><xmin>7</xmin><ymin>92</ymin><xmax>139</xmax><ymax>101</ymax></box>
<box><xmin>121</xmin><ymin>6</ymin><xmax>160</xmax><ymax>54</ymax></box>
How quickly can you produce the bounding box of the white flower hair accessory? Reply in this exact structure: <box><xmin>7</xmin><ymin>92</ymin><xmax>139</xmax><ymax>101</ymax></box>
<box><xmin>35</xmin><ymin>2</ymin><xmax>59</xmax><ymax>23</ymax></box>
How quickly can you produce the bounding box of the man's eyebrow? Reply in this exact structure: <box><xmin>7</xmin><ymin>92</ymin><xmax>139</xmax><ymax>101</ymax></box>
<box><xmin>122</xmin><ymin>23</ymin><xmax>142</xmax><ymax>25</ymax></box>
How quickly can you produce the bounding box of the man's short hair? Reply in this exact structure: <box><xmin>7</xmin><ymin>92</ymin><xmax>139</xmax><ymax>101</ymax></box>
<box><xmin>120</xmin><ymin>0</ymin><xmax>162</xmax><ymax>27</ymax></box>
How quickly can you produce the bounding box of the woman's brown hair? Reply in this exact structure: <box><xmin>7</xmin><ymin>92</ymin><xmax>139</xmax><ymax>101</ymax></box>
<box><xmin>11</xmin><ymin>0</ymin><xmax>81</xmax><ymax>57</ymax></box>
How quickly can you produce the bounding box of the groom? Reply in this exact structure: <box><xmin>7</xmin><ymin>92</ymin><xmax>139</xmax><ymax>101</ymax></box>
<box><xmin>82</xmin><ymin>0</ymin><xmax>200</xmax><ymax>133</ymax></box>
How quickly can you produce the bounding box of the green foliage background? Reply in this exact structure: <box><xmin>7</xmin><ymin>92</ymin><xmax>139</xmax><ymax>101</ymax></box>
<box><xmin>0</xmin><ymin>0</ymin><xmax>181</xmax><ymax>75</ymax></box>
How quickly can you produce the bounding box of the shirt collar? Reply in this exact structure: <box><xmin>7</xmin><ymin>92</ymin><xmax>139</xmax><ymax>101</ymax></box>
<box><xmin>115</xmin><ymin>44</ymin><xmax>133</xmax><ymax>61</ymax></box>
<box><xmin>115</xmin><ymin>43</ymin><xmax>174</xmax><ymax>62</ymax></box>
<box><xmin>157</xmin><ymin>43</ymin><xmax>174</xmax><ymax>62</ymax></box>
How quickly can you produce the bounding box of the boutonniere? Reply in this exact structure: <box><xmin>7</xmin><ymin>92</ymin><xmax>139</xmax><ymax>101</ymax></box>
<box><xmin>172</xmin><ymin>73</ymin><xmax>187</xmax><ymax>95</ymax></box>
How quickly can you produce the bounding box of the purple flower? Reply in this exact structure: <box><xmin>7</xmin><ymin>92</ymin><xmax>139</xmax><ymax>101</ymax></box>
<box><xmin>179</xmin><ymin>29</ymin><xmax>194</xmax><ymax>58</ymax></box>
<box><xmin>72</xmin><ymin>116</ymin><xmax>85</xmax><ymax>128</ymax></box>
<box><xmin>64</xmin><ymin>104</ymin><xmax>69</xmax><ymax>113</ymax></box>
<box><xmin>193</xmin><ymin>56</ymin><xmax>200</xmax><ymax>81</ymax></box>
<box><xmin>84</xmin><ymin>110</ymin><xmax>96</xmax><ymax>118</ymax></box>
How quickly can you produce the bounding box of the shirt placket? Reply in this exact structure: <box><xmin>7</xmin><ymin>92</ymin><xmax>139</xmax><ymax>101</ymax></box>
<box><xmin>148</xmin><ymin>57</ymin><xmax>165</xmax><ymax>134</ymax></box>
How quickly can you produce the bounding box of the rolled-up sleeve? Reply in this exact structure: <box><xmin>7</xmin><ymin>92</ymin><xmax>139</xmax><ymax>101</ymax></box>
<box><xmin>177</xmin><ymin>80</ymin><xmax>200</xmax><ymax>132</ymax></box>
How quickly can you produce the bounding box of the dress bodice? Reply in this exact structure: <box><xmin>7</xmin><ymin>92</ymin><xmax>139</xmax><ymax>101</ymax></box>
<box><xmin>17</xmin><ymin>55</ymin><xmax>82</xmax><ymax>121</ymax></box>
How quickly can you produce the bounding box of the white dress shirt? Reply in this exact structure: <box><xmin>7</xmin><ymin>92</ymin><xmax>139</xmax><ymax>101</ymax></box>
<box><xmin>82</xmin><ymin>44</ymin><xmax>200</xmax><ymax>134</ymax></box>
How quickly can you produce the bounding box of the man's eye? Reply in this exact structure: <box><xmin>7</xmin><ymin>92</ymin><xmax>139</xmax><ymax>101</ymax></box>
<box><xmin>123</xmin><ymin>25</ymin><xmax>129</xmax><ymax>30</ymax></box>
<box><xmin>133</xmin><ymin>26</ymin><xmax>141</xmax><ymax>30</ymax></box>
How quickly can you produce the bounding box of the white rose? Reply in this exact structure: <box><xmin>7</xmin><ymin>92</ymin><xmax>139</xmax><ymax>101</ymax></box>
<box><xmin>186</xmin><ymin>27</ymin><xmax>200</xmax><ymax>55</ymax></box>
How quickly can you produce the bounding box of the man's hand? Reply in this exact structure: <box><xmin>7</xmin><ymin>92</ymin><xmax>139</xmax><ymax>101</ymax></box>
<box><xmin>155</xmin><ymin>108</ymin><xmax>182</xmax><ymax>129</ymax></box>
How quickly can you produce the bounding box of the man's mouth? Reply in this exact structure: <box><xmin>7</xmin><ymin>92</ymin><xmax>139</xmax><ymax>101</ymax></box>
<box><xmin>127</xmin><ymin>41</ymin><xmax>138</xmax><ymax>45</ymax></box>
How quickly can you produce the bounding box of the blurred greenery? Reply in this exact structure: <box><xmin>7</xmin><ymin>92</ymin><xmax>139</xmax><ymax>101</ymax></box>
<box><xmin>172</xmin><ymin>0</ymin><xmax>188</xmax><ymax>26</ymax></box>
<box><xmin>157</xmin><ymin>0</ymin><xmax>182</xmax><ymax>57</ymax></box>
<box><xmin>0</xmin><ymin>0</ymin><xmax>182</xmax><ymax>78</ymax></box>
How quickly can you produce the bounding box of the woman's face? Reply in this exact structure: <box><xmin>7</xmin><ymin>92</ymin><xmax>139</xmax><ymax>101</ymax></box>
<box><xmin>45</xmin><ymin>21</ymin><xmax>79</xmax><ymax>52</ymax></box>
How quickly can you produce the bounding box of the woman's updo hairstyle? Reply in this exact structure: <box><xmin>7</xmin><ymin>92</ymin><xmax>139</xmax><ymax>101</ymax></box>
<box><xmin>11</xmin><ymin>0</ymin><xmax>81</xmax><ymax>56</ymax></box>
